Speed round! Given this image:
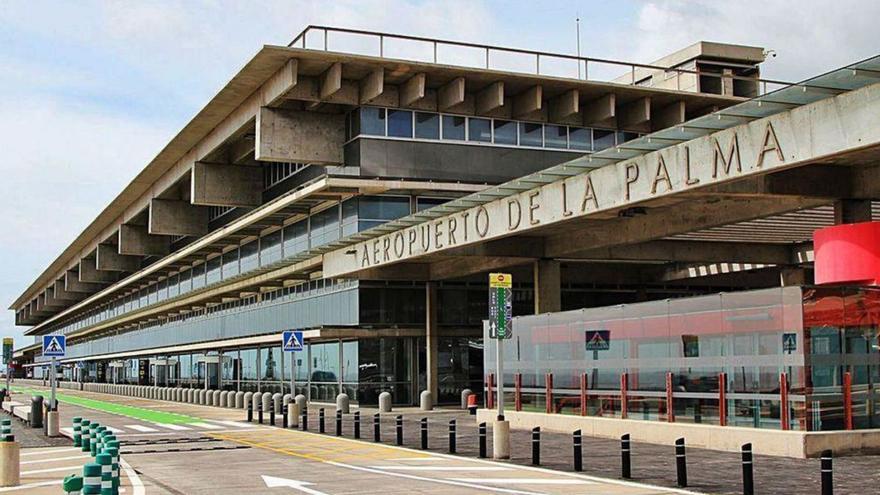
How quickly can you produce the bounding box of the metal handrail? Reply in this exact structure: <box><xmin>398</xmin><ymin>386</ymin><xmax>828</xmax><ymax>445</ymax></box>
<box><xmin>289</xmin><ymin>25</ymin><xmax>790</xmax><ymax>94</ymax></box>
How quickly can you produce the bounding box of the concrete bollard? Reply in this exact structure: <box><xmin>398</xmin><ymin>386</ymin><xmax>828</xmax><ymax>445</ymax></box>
<box><xmin>261</xmin><ymin>393</ymin><xmax>272</xmax><ymax>420</ymax></box>
<box><xmin>221</xmin><ymin>391</ymin><xmax>230</xmax><ymax>407</ymax></box>
<box><xmin>294</xmin><ymin>394</ymin><xmax>307</xmax><ymax>413</ymax></box>
<box><xmin>282</xmin><ymin>394</ymin><xmax>292</xmax><ymax>412</ymax></box>
<box><xmin>289</xmin><ymin>402</ymin><xmax>300</xmax><ymax>428</ymax></box>
<box><xmin>493</xmin><ymin>419</ymin><xmax>510</xmax><ymax>460</ymax></box>
<box><xmin>461</xmin><ymin>389</ymin><xmax>473</xmax><ymax>409</ymax></box>
<box><xmin>236</xmin><ymin>391</ymin><xmax>245</xmax><ymax>409</ymax></box>
<box><xmin>243</xmin><ymin>392</ymin><xmax>253</xmax><ymax>410</ymax></box>
<box><xmin>200</xmin><ymin>389</ymin><xmax>208</xmax><ymax>405</ymax></box>
<box><xmin>420</xmin><ymin>391</ymin><xmax>433</xmax><ymax>411</ymax></box>
<box><xmin>336</xmin><ymin>393</ymin><xmax>350</xmax><ymax>414</ymax></box>
<box><xmin>187</xmin><ymin>389</ymin><xmax>195</xmax><ymax>403</ymax></box>
<box><xmin>0</xmin><ymin>438</ymin><xmax>20</xmax><ymax>487</ymax></box>
<box><xmin>378</xmin><ymin>392</ymin><xmax>392</xmax><ymax>412</ymax></box>
<box><xmin>273</xmin><ymin>393</ymin><xmax>283</xmax><ymax>414</ymax></box>
<box><xmin>47</xmin><ymin>410</ymin><xmax>60</xmax><ymax>437</ymax></box>
<box><xmin>212</xmin><ymin>390</ymin><xmax>221</xmax><ymax>407</ymax></box>
<box><xmin>252</xmin><ymin>393</ymin><xmax>263</xmax><ymax>419</ymax></box>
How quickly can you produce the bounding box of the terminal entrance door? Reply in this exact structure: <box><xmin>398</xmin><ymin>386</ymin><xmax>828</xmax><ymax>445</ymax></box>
<box><xmin>197</xmin><ymin>355</ymin><xmax>222</xmax><ymax>389</ymax></box>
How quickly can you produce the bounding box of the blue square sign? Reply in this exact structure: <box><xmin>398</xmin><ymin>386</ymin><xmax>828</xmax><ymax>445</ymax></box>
<box><xmin>282</xmin><ymin>330</ymin><xmax>304</xmax><ymax>352</ymax></box>
<box><xmin>42</xmin><ymin>335</ymin><xmax>66</xmax><ymax>357</ymax></box>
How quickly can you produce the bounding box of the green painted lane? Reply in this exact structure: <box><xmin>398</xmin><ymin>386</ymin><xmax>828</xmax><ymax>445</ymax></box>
<box><xmin>11</xmin><ymin>386</ymin><xmax>201</xmax><ymax>425</ymax></box>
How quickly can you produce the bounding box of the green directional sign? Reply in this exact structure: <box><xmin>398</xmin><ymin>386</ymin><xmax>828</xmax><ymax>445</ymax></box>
<box><xmin>2</xmin><ymin>338</ymin><xmax>12</xmax><ymax>365</ymax></box>
<box><xmin>489</xmin><ymin>273</ymin><xmax>512</xmax><ymax>340</ymax></box>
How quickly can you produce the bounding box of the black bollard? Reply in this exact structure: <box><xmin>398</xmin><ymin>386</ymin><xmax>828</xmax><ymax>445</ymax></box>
<box><xmin>247</xmin><ymin>403</ymin><xmax>253</xmax><ymax>423</ymax></box>
<box><xmin>478</xmin><ymin>422</ymin><xmax>487</xmax><ymax>458</ymax></box>
<box><xmin>420</xmin><ymin>418</ymin><xmax>428</xmax><ymax>450</ymax></box>
<box><xmin>621</xmin><ymin>434</ymin><xmax>632</xmax><ymax>479</ymax></box>
<box><xmin>373</xmin><ymin>413</ymin><xmax>381</xmax><ymax>442</ymax></box>
<box><xmin>532</xmin><ymin>427</ymin><xmax>541</xmax><ymax>466</ymax></box>
<box><xmin>257</xmin><ymin>401</ymin><xmax>264</xmax><ymax>425</ymax></box>
<box><xmin>319</xmin><ymin>408</ymin><xmax>325</xmax><ymax>433</ymax></box>
<box><xmin>282</xmin><ymin>405</ymin><xmax>288</xmax><ymax>429</ymax></box>
<box><xmin>335</xmin><ymin>409</ymin><xmax>342</xmax><ymax>437</ymax></box>
<box><xmin>675</xmin><ymin>438</ymin><xmax>687</xmax><ymax>487</ymax></box>
<box><xmin>270</xmin><ymin>408</ymin><xmax>275</xmax><ymax>427</ymax></box>
<box><xmin>573</xmin><ymin>429</ymin><xmax>583</xmax><ymax>472</ymax></box>
<box><xmin>396</xmin><ymin>415</ymin><xmax>403</xmax><ymax>446</ymax></box>
<box><xmin>821</xmin><ymin>449</ymin><xmax>833</xmax><ymax>495</ymax></box>
<box><xmin>354</xmin><ymin>411</ymin><xmax>360</xmax><ymax>439</ymax></box>
<box><xmin>741</xmin><ymin>443</ymin><xmax>754</xmax><ymax>495</ymax></box>
<box><xmin>301</xmin><ymin>407</ymin><xmax>308</xmax><ymax>431</ymax></box>
<box><xmin>448</xmin><ymin>419</ymin><xmax>456</xmax><ymax>454</ymax></box>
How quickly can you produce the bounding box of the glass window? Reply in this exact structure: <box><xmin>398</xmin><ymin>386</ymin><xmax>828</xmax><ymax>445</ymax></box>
<box><xmin>519</xmin><ymin>122</ymin><xmax>543</xmax><ymax>147</ymax></box>
<box><xmin>311</xmin><ymin>341</ymin><xmax>340</xmax><ymax>384</ymax></box>
<box><xmin>468</xmin><ymin>118</ymin><xmax>491</xmax><ymax>142</ymax></box>
<box><xmin>191</xmin><ymin>263</ymin><xmax>206</xmax><ymax>290</ymax></box>
<box><xmin>222</xmin><ymin>248</ymin><xmax>239</xmax><ymax>279</ymax></box>
<box><xmin>262</xmin><ymin>346</ymin><xmax>281</xmax><ymax>381</ymax></box>
<box><xmin>282</xmin><ymin>220</ymin><xmax>308</xmax><ymax>256</ymax></box>
<box><xmin>493</xmin><ymin>120</ymin><xmax>517</xmax><ymax>145</ymax></box>
<box><xmin>342</xmin><ymin>199</ymin><xmax>359</xmax><ymax>237</ymax></box>
<box><xmin>617</xmin><ymin>131</ymin><xmax>639</xmax><ymax>144</ymax></box>
<box><xmin>387</xmin><ymin>110</ymin><xmax>413</xmax><ymax>138</ymax></box>
<box><xmin>240</xmin><ymin>241</ymin><xmax>259</xmax><ymax>273</ymax></box>
<box><xmin>358</xmin><ymin>107</ymin><xmax>385</xmax><ymax>136</ymax></box>
<box><xmin>414</xmin><ymin>112</ymin><xmax>439</xmax><ymax>139</ymax></box>
<box><xmin>205</xmin><ymin>256</ymin><xmax>221</xmax><ymax>285</ymax></box>
<box><xmin>260</xmin><ymin>230</ymin><xmax>282</xmax><ymax>266</ymax></box>
<box><xmin>442</xmin><ymin>115</ymin><xmax>466</xmax><ymax>140</ymax></box>
<box><xmin>569</xmin><ymin>127</ymin><xmax>592</xmax><ymax>151</ymax></box>
<box><xmin>309</xmin><ymin>205</ymin><xmax>340</xmax><ymax>248</ymax></box>
<box><xmin>167</xmin><ymin>274</ymin><xmax>179</xmax><ymax>298</ymax></box>
<box><xmin>239</xmin><ymin>349</ymin><xmax>258</xmax><ymax>382</ymax></box>
<box><xmin>358</xmin><ymin>196</ymin><xmax>410</xmax><ymax>231</ymax></box>
<box><xmin>178</xmin><ymin>269</ymin><xmax>192</xmax><ymax>294</ymax></box>
<box><xmin>416</xmin><ymin>197</ymin><xmax>449</xmax><ymax>212</ymax></box>
<box><xmin>593</xmin><ymin>129</ymin><xmax>615</xmax><ymax>151</ymax></box>
<box><xmin>544</xmin><ymin>125</ymin><xmax>568</xmax><ymax>149</ymax></box>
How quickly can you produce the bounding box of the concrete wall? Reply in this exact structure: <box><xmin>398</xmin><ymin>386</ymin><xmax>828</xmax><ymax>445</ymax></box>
<box><xmin>476</xmin><ymin>409</ymin><xmax>880</xmax><ymax>458</ymax></box>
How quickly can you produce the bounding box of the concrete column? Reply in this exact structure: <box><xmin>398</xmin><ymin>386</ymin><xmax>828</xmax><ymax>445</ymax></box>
<box><xmin>834</xmin><ymin>199</ymin><xmax>872</xmax><ymax>224</ymax></box>
<box><xmin>780</xmin><ymin>267</ymin><xmax>807</xmax><ymax>286</ymax></box>
<box><xmin>425</xmin><ymin>282</ymin><xmax>439</xmax><ymax>401</ymax></box>
<box><xmin>533</xmin><ymin>259</ymin><xmax>561</xmax><ymax>314</ymax></box>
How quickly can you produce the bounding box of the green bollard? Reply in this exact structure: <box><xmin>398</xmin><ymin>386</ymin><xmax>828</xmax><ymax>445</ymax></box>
<box><xmin>73</xmin><ymin>417</ymin><xmax>82</xmax><ymax>447</ymax></box>
<box><xmin>96</xmin><ymin>453</ymin><xmax>113</xmax><ymax>495</ymax></box>
<box><xmin>82</xmin><ymin>462</ymin><xmax>102</xmax><ymax>494</ymax></box>
<box><xmin>106</xmin><ymin>446</ymin><xmax>120</xmax><ymax>495</ymax></box>
<box><xmin>80</xmin><ymin>420</ymin><xmax>91</xmax><ymax>452</ymax></box>
<box><xmin>63</xmin><ymin>474</ymin><xmax>84</xmax><ymax>493</ymax></box>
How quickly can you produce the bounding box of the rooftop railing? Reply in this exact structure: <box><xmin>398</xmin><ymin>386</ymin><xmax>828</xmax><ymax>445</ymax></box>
<box><xmin>289</xmin><ymin>25</ymin><xmax>790</xmax><ymax>95</ymax></box>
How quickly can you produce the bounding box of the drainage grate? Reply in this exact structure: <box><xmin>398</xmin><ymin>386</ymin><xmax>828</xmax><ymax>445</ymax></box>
<box><xmin>121</xmin><ymin>445</ymin><xmax>251</xmax><ymax>455</ymax></box>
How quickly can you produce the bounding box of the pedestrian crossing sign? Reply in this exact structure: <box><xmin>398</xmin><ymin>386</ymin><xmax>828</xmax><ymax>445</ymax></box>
<box><xmin>42</xmin><ymin>334</ymin><xmax>66</xmax><ymax>357</ymax></box>
<box><xmin>282</xmin><ymin>330</ymin><xmax>304</xmax><ymax>352</ymax></box>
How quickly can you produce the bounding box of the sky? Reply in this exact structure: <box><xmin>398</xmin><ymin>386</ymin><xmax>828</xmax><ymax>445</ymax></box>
<box><xmin>0</xmin><ymin>0</ymin><xmax>878</xmax><ymax>347</ymax></box>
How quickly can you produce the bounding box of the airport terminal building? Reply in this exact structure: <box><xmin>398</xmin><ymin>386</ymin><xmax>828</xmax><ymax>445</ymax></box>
<box><xmin>10</xmin><ymin>27</ymin><xmax>880</xmax><ymax>439</ymax></box>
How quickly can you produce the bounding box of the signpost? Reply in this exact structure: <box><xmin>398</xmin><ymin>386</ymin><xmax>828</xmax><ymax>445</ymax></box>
<box><xmin>2</xmin><ymin>338</ymin><xmax>12</xmax><ymax>393</ymax></box>
<box><xmin>488</xmin><ymin>272</ymin><xmax>512</xmax><ymax>460</ymax></box>
<box><xmin>42</xmin><ymin>335</ymin><xmax>66</xmax><ymax>410</ymax></box>
<box><xmin>782</xmin><ymin>333</ymin><xmax>797</xmax><ymax>354</ymax></box>
<box><xmin>282</xmin><ymin>330</ymin><xmax>304</xmax><ymax>396</ymax></box>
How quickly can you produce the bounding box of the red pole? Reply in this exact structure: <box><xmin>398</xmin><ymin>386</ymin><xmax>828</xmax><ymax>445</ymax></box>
<box><xmin>580</xmin><ymin>372</ymin><xmax>588</xmax><ymax>417</ymax></box>
<box><xmin>514</xmin><ymin>373</ymin><xmax>522</xmax><ymax>412</ymax></box>
<box><xmin>666</xmin><ymin>372</ymin><xmax>675</xmax><ymax>423</ymax></box>
<box><xmin>843</xmin><ymin>371</ymin><xmax>853</xmax><ymax>430</ymax></box>
<box><xmin>487</xmin><ymin>373</ymin><xmax>494</xmax><ymax>410</ymax></box>
<box><xmin>620</xmin><ymin>372</ymin><xmax>628</xmax><ymax>419</ymax></box>
<box><xmin>780</xmin><ymin>372</ymin><xmax>790</xmax><ymax>430</ymax></box>
<box><xmin>719</xmin><ymin>372</ymin><xmax>727</xmax><ymax>427</ymax></box>
<box><xmin>545</xmin><ymin>373</ymin><xmax>554</xmax><ymax>414</ymax></box>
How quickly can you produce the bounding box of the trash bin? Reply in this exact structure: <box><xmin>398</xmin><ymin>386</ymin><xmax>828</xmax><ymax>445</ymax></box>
<box><xmin>31</xmin><ymin>396</ymin><xmax>43</xmax><ymax>429</ymax></box>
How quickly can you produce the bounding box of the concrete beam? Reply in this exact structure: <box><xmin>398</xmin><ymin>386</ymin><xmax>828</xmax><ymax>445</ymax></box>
<box><xmin>834</xmin><ymin>199</ymin><xmax>872</xmax><ymax>224</ymax></box>
<box><xmin>226</xmin><ymin>137</ymin><xmax>255</xmax><ymax>163</ymax></box>
<box><xmin>255</xmin><ymin>107</ymin><xmax>345</xmax><ymax>164</ymax></box>
<box><xmin>79</xmin><ymin>256</ymin><xmax>117</xmax><ymax>284</ymax></box>
<box><xmin>582</xmin><ymin>93</ymin><xmax>616</xmax><ymax>126</ymax></box>
<box><xmin>429</xmin><ymin>256</ymin><xmax>533</xmax><ymax>280</ymax></box>
<box><xmin>118</xmin><ymin>224</ymin><xmax>170</xmax><ymax>257</ymax></box>
<box><xmin>148</xmin><ymin>198</ymin><xmax>209</xmax><ymax>237</ymax></box>
<box><xmin>96</xmin><ymin>243</ymin><xmax>140</xmax><ymax>272</ymax></box>
<box><xmin>191</xmin><ymin>161</ymin><xmax>262</xmax><ymax>207</ymax></box>
<box><xmin>549</xmin><ymin>89</ymin><xmax>579</xmax><ymax>122</ymax></box>
<box><xmin>264</xmin><ymin>59</ymin><xmax>298</xmax><ymax>107</ymax></box>
<box><xmin>319</xmin><ymin>62</ymin><xmax>342</xmax><ymax>100</ymax></box>
<box><xmin>438</xmin><ymin>77</ymin><xmax>465</xmax><ymax>112</ymax></box>
<box><xmin>359</xmin><ymin>68</ymin><xmax>384</xmax><ymax>104</ymax></box>
<box><xmin>569</xmin><ymin>239</ymin><xmax>795</xmax><ymax>265</ymax></box>
<box><xmin>653</xmin><ymin>101</ymin><xmax>686</xmax><ymax>130</ymax></box>
<box><xmin>619</xmin><ymin>97</ymin><xmax>651</xmax><ymax>130</ymax></box>
<box><xmin>513</xmin><ymin>85</ymin><xmax>542</xmax><ymax>119</ymax></box>
<box><xmin>475</xmin><ymin>81</ymin><xmax>504</xmax><ymax>114</ymax></box>
<box><xmin>400</xmin><ymin>73</ymin><xmax>426</xmax><ymax>107</ymax></box>
<box><xmin>52</xmin><ymin>279</ymin><xmax>86</xmax><ymax>302</ymax></box>
<box><xmin>65</xmin><ymin>269</ymin><xmax>106</xmax><ymax>293</ymax></box>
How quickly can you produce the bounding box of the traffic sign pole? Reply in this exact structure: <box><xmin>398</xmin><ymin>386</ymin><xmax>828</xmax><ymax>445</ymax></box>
<box><xmin>496</xmin><ymin>326</ymin><xmax>504</xmax><ymax>420</ymax></box>
<box><xmin>50</xmin><ymin>357</ymin><xmax>57</xmax><ymax>410</ymax></box>
<box><xmin>489</xmin><ymin>273</ymin><xmax>512</xmax><ymax>460</ymax></box>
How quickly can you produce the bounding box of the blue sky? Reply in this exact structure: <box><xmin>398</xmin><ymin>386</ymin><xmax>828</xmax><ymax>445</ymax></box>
<box><xmin>1</xmin><ymin>0</ymin><xmax>878</xmax><ymax>348</ymax></box>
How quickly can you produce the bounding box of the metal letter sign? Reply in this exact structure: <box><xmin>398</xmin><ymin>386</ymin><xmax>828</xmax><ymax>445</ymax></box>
<box><xmin>282</xmin><ymin>330</ymin><xmax>304</xmax><ymax>352</ymax></box>
<box><xmin>488</xmin><ymin>273</ymin><xmax>512</xmax><ymax>339</ymax></box>
<box><xmin>42</xmin><ymin>335</ymin><xmax>66</xmax><ymax>357</ymax></box>
<box><xmin>585</xmin><ymin>330</ymin><xmax>611</xmax><ymax>352</ymax></box>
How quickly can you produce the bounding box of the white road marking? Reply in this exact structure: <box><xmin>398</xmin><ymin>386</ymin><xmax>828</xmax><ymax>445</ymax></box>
<box><xmin>0</xmin><ymin>480</ymin><xmax>62</xmax><ymax>492</ymax></box>
<box><xmin>450</xmin><ymin>478</ymin><xmax>594</xmax><ymax>485</ymax></box>
<box><xmin>188</xmin><ymin>422</ymin><xmax>222</xmax><ymax>430</ymax></box>
<box><xmin>21</xmin><ymin>465</ymin><xmax>84</xmax><ymax>475</ymax></box>
<box><xmin>208</xmin><ymin>420</ymin><xmax>256</xmax><ymax>428</ymax></box>
<box><xmin>60</xmin><ymin>427</ymin><xmax>74</xmax><ymax>435</ymax></box>
<box><xmin>120</xmin><ymin>457</ymin><xmax>145</xmax><ymax>495</ymax></box>
<box><xmin>326</xmin><ymin>461</ymin><xmax>542</xmax><ymax>495</ymax></box>
<box><xmin>386</xmin><ymin>457</ymin><xmax>448</xmax><ymax>462</ymax></box>
<box><xmin>106</xmin><ymin>426</ymin><xmax>125</xmax><ymax>434</ymax></box>
<box><xmin>153</xmin><ymin>423</ymin><xmax>190</xmax><ymax>431</ymax></box>
<box><xmin>262</xmin><ymin>475</ymin><xmax>329</xmax><ymax>495</ymax></box>
<box><xmin>370</xmin><ymin>466</ymin><xmax>511</xmax><ymax>471</ymax></box>
<box><xmin>21</xmin><ymin>447</ymin><xmax>80</xmax><ymax>456</ymax></box>
<box><xmin>21</xmin><ymin>454</ymin><xmax>89</xmax><ymax>465</ymax></box>
<box><xmin>125</xmin><ymin>425</ymin><xmax>159</xmax><ymax>432</ymax></box>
